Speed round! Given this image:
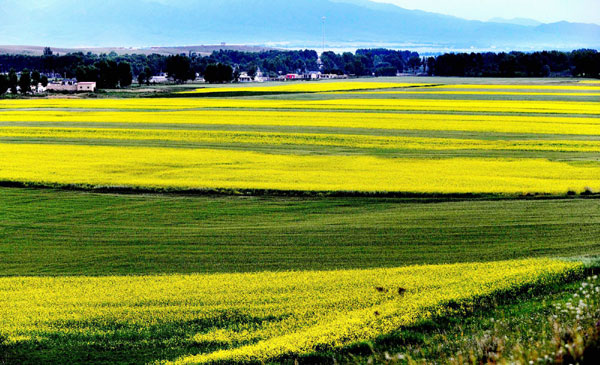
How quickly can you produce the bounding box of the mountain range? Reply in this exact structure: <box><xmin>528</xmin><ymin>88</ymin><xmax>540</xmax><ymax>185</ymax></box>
<box><xmin>1</xmin><ymin>0</ymin><xmax>598</xmax><ymax>52</ymax></box>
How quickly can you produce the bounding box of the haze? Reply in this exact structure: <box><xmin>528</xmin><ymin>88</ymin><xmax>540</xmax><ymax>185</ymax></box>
<box><xmin>371</xmin><ymin>0</ymin><xmax>600</xmax><ymax>24</ymax></box>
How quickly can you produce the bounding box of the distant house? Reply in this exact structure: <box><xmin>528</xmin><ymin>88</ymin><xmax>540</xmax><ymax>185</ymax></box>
<box><xmin>254</xmin><ymin>68</ymin><xmax>267</xmax><ymax>83</ymax></box>
<box><xmin>47</xmin><ymin>80</ymin><xmax>77</xmax><ymax>92</ymax></box>
<box><xmin>320</xmin><ymin>73</ymin><xmax>347</xmax><ymax>79</ymax></box>
<box><xmin>306</xmin><ymin>71</ymin><xmax>321</xmax><ymax>80</ymax></box>
<box><xmin>47</xmin><ymin>80</ymin><xmax>96</xmax><ymax>93</ymax></box>
<box><xmin>77</xmin><ymin>82</ymin><xmax>96</xmax><ymax>92</ymax></box>
<box><xmin>285</xmin><ymin>73</ymin><xmax>301</xmax><ymax>80</ymax></box>
<box><xmin>149</xmin><ymin>75</ymin><xmax>169</xmax><ymax>84</ymax></box>
<box><xmin>238</xmin><ymin>72</ymin><xmax>253</xmax><ymax>83</ymax></box>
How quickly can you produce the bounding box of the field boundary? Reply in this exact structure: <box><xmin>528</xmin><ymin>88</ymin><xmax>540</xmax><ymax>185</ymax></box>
<box><xmin>2</xmin><ymin>180</ymin><xmax>599</xmax><ymax>200</ymax></box>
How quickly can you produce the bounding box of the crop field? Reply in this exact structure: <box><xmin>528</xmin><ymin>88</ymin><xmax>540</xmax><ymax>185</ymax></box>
<box><xmin>1</xmin><ymin>78</ymin><xmax>600</xmax><ymax>364</ymax></box>
<box><xmin>0</xmin><ymin>79</ymin><xmax>600</xmax><ymax>195</ymax></box>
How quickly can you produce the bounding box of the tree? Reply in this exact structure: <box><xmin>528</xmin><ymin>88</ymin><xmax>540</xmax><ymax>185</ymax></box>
<box><xmin>40</xmin><ymin>75</ymin><xmax>49</xmax><ymax>88</ymax></box>
<box><xmin>117</xmin><ymin>62</ymin><xmax>133</xmax><ymax>87</ymax></box>
<box><xmin>43</xmin><ymin>47</ymin><xmax>53</xmax><ymax>56</ymax></box>
<box><xmin>137</xmin><ymin>71</ymin><xmax>147</xmax><ymax>86</ymax></box>
<box><xmin>166</xmin><ymin>55</ymin><xmax>195</xmax><ymax>83</ymax></box>
<box><xmin>203</xmin><ymin>63</ymin><xmax>233</xmax><ymax>83</ymax></box>
<box><xmin>95</xmin><ymin>60</ymin><xmax>119</xmax><ymax>88</ymax></box>
<box><xmin>8</xmin><ymin>69</ymin><xmax>18</xmax><ymax>94</ymax></box>
<box><xmin>31</xmin><ymin>70</ymin><xmax>41</xmax><ymax>92</ymax></box>
<box><xmin>247</xmin><ymin>64</ymin><xmax>258</xmax><ymax>78</ymax></box>
<box><xmin>0</xmin><ymin>74</ymin><xmax>8</xmax><ymax>95</ymax></box>
<box><xmin>407</xmin><ymin>56</ymin><xmax>422</xmax><ymax>73</ymax></box>
<box><xmin>18</xmin><ymin>69</ymin><xmax>31</xmax><ymax>94</ymax></box>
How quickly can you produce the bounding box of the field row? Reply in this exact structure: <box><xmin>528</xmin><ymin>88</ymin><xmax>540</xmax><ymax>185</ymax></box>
<box><xmin>1</xmin><ymin>82</ymin><xmax>598</xmax><ymax>195</ymax></box>
<box><xmin>183</xmin><ymin>81</ymin><xmax>600</xmax><ymax>94</ymax></box>
<box><xmin>0</xmin><ymin>258</ymin><xmax>582</xmax><ymax>364</ymax></box>
<box><xmin>3</xmin><ymin>188</ymin><xmax>600</xmax><ymax>276</ymax></box>
<box><xmin>4</xmin><ymin>127</ymin><xmax>600</xmax><ymax>153</ymax></box>
<box><xmin>1</xmin><ymin>98</ymin><xmax>599</xmax><ymax>114</ymax></box>
<box><xmin>1</xmin><ymin>110</ymin><xmax>600</xmax><ymax>136</ymax></box>
<box><xmin>2</xmin><ymin>143</ymin><xmax>600</xmax><ymax>193</ymax></box>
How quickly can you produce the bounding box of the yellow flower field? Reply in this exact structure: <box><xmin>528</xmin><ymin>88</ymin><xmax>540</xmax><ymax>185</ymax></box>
<box><xmin>1</xmin><ymin>143</ymin><xmax>599</xmax><ymax>194</ymax></box>
<box><xmin>0</xmin><ymin>98</ymin><xmax>598</xmax><ymax>114</ymax></box>
<box><xmin>0</xmin><ymin>258</ymin><xmax>582</xmax><ymax>364</ymax></box>
<box><xmin>0</xmin><ymin>81</ymin><xmax>598</xmax><ymax>195</ymax></box>
<box><xmin>4</xmin><ymin>126</ymin><xmax>600</xmax><ymax>153</ymax></box>
<box><xmin>180</xmin><ymin>81</ymin><xmax>434</xmax><ymax>94</ymax></box>
<box><xmin>2</xmin><ymin>110</ymin><xmax>600</xmax><ymax>135</ymax></box>
<box><xmin>345</xmin><ymin>91</ymin><xmax>600</xmax><ymax>96</ymax></box>
<box><xmin>432</xmin><ymin>84</ymin><xmax>600</xmax><ymax>91</ymax></box>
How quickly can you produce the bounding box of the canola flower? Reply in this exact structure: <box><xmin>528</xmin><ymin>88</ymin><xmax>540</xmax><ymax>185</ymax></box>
<box><xmin>182</xmin><ymin>82</ymin><xmax>600</xmax><ymax>94</ymax></box>
<box><xmin>1</xmin><ymin>143</ymin><xmax>599</xmax><ymax>194</ymax></box>
<box><xmin>342</xmin><ymin>91</ymin><xmax>600</xmax><ymax>96</ymax></box>
<box><xmin>2</xmin><ymin>110</ymin><xmax>600</xmax><ymax>136</ymax></box>
<box><xmin>430</xmin><ymin>84</ymin><xmax>600</xmax><ymax>91</ymax></box>
<box><xmin>0</xmin><ymin>259</ymin><xmax>582</xmax><ymax>364</ymax></box>
<box><xmin>3</xmin><ymin>126</ymin><xmax>600</xmax><ymax>153</ymax></box>
<box><xmin>179</xmin><ymin>81</ymin><xmax>434</xmax><ymax>94</ymax></box>
<box><xmin>0</xmin><ymin>98</ymin><xmax>598</xmax><ymax>115</ymax></box>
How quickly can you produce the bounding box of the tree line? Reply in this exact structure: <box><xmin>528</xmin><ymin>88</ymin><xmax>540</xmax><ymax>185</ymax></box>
<box><xmin>426</xmin><ymin>49</ymin><xmax>600</xmax><ymax>78</ymax></box>
<box><xmin>0</xmin><ymin>48</ymin><xmax>598</xmax><ymax>93</ymax></box>
<box><xmin>0</xmin><ymin>69</ymin><xmax>50</xmax><ymax>95</ymax></box>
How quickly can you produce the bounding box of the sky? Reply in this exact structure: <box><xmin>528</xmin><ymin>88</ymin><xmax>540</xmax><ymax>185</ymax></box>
<box><xmin>371</xmin><ymin>0</ymin><xmax>600</xmax><ymax>24</ymax></box>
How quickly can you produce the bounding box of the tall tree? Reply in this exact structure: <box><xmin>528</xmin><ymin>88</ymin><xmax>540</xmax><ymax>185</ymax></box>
<box><xmin>18</xmin><ymin>69</ymin><xmax>31</xmax><ymax>94</ymax></box>
<box><xmin>137</xmin><ymin>71</ymin><xmax>147</xmax><ymax>86</ymax></box>
<box><xmin>95</xmin><ymin>60</ymin><xmax>119</xmax><ymax>88</ymax></box>
<box><xmin>31</xmin><ymin>70</ymin><xmax>41</xmax><ymax>92</ymax></box>
<box><xmin>166</xmin><ymin>55</ymin><xmax>195</xmax><ymax>83</ymax></box>
<box><xmin>117</xmin><ymin>62</ymin><xmax>133</xmax><ymax>87</ymax></box>
<box><xmin>0</xmin><ymin>74</ymin><xmax>8</xmax><ymax>95</ymax></box>
<box><xmin>8</xmin><ymin>69</ymin><xmax>18</xmax><ymax>94</ymax></box>
<box><xmin>203</xmin><ymin>63</ymin><xmax>233</xmax><ymax>83</ymax></box>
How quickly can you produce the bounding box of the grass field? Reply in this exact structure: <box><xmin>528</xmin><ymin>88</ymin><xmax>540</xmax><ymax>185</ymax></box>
<box><xmin>1</xmin><ymin>78</ymin><xmax>599</xmax><ymax>364</ymax></box>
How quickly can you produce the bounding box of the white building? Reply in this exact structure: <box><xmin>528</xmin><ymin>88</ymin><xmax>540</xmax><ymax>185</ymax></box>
<box><xmin>149</xmin><ymin>75</ymin><xmax>169</xmax><ymax>84</ymax></box>
<box><xmin>77</xmin><ymin>82</ymin><xmax>96</xmax><ymax>92</ymax></box>
<box><xmin>238</xmin><ymin>72</ymin><xmax>253</xmax><ymax>83</ymax></box>
<box><xmin>254</xmin><ymin>67</ymin><xmax>267</xmax><ymax>83</ymax></box>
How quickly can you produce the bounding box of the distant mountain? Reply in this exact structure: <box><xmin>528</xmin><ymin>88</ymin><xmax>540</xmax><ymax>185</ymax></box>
<box><xmin>0</xmin><ymin>45</ymin><xmax>275</xmax><ymax>57</ymax></box>
<box><xmin>489</xmin><ymin>17</ymin><xmax>543</xmax><ymax>27</ymax></box>
<box><xmin>0</xmin><ymin>0</ymin><xmax>598</xmax><ymax>52</ymax></box>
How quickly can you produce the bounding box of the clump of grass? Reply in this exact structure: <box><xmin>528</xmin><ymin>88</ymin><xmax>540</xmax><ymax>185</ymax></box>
<box><xmin>361</xmin><ymin>275</ymin><xmax>600</xmax><ymax>364</ymax></box>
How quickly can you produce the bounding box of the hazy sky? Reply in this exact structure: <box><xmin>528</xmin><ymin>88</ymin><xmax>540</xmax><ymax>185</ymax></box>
<box><xmin>371</xmin><ymin>0</ymin><xmax>600</xmax><ymax>24</ymax></box>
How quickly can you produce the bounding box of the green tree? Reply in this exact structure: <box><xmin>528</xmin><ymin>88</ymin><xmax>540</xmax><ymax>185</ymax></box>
<box><xmin>95</xmin><ymin>60</ymin><xmax>119</xmax><ymax>88</ymax></box>
<box><xmin>203</xmin><ymin>63</ymin><xmax>233</xmax><ymax>83</ymax></box>
<box><xmin>40</xmin><ymin>75</ymin><xmax>49</xmax><ymax>88</ymax></box>
<box><xmin>18</xmin><ymin>69</ymin><xmax>31</xmax><ymax>94</ymax></box>
<box><xmin>0</xmin><ymin>74</ymin><xmax>8</xmax><ymax>95</ymax></box>
<box><xmin>8</xmin><ymin>69</ymin><xmax>18</xmax><ymax>94</ymax></box>
<box><xmin>43</xmin><ymin>47</ymin><xmax>53</xmax><ymax>56</ymax></box>
<box><xmin>137</xmin><ymin>71</ymin><xmax>147</xmax><ymax>86</ymax></box>
<box><xmin>31</xmin><ymin>70</ymin><xmax>41</xmax><ymax>91</ymax></box>
<box><xmin>407</xmin><ymin>56</ymin><xmax>422</xmax><ymax>72</ymax></box>
<box><xmin>117</xmin><ymin>62</ymin><xmax>133</xmax><ymax>88</ymax></box>
<box><xmin>166</xmin><ymin>55</ymin><xmax>195</xmax><ymax>83</ymax></box>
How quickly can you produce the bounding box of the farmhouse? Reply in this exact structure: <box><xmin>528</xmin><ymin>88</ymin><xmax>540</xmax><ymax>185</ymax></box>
<box><xmin>238</xmin><ymin>72</ymin><xmax>253</xmax><ymax>83</ymax></box>
<box><xmin>46</xmin><ymin>80</ymin><xmax>77</xmax><ymax>92</ymax></box>
<box><xmin>47</xmin><ymin>80</ymin><xmax>97</xmax><ymax>93</ymax></box>
<box><xmin>77</xmin><ymin>82</ymin><xmax>97</xmax><ymax>92</ymax></box>
<box><xmin>149</xmin><ymin>75</ymin><xmax>169</xmax><ymax>84</ymax></box>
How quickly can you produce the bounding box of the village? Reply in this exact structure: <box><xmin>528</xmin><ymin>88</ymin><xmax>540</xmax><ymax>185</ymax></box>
<box><xmin>2</xmin><ymin>67</ymin><xmax>353</xmax><ymax>94</ymax></box>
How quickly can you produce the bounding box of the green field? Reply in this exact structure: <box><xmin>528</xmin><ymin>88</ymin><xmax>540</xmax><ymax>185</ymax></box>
<box><xmin>1</xmin><ymin>78</ymin><xmax>600</xmax><ymax>364</ymax></box>
<box><xmin>1</xmin><ymin>188</ymin><xmax>600</xmax><ymax>276</ymax></box>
